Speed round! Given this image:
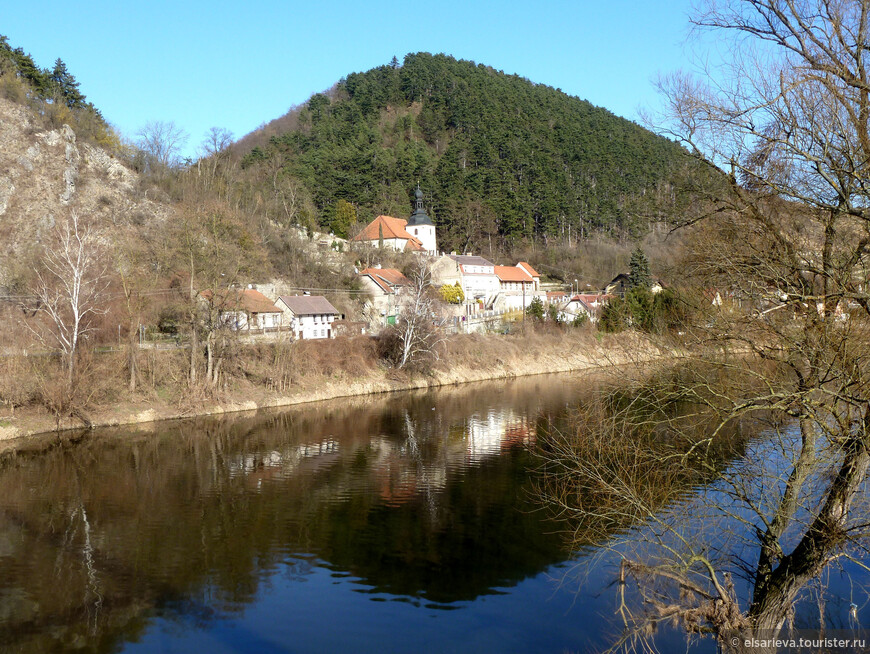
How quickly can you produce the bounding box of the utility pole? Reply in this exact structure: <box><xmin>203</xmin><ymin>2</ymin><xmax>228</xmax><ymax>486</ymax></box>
<box><xmin>522</xmin><ymin>282</ymin><xmax>526</xmax><ymax>326</ymax></box>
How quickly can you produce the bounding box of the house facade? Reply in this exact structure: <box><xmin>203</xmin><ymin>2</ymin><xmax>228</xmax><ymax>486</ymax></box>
<box><xmin>516</xmin><ymin>262</ymin><xmax>541</xmax><ymax>291</ymax></box>
<box><xmin>431</xmin><ymin>254</ymin><xmax>500</xmax><ymax>309</ymax></box>
<box><xmin>358</xmin><ymin>267</ymin><xmax>412</xmax><ymax>325</ymax></box>
<box><xmin>275</xmin><ymin>295</ymin><xmax>340</xmax><ymax>340</ymax></box>
<box><xmin>493</xmin><ymin>265</ymin><xmax>537</xmax><ymax>310</ymax></box>
<box><xmin>200</xmin><ymin>288</ymin><xmax>284</xmax><ymax>332</ymax></box>
<box><xmin>558</xmin><ymin>293</ymin><xmax>610</xmax><ymax>324</ymax></box>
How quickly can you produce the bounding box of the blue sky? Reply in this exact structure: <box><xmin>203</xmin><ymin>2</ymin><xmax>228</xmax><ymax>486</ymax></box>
<box><xmin>3</xmin><ymin>0</ymin><xmax>697</xmax><ymax>158</ymax></box>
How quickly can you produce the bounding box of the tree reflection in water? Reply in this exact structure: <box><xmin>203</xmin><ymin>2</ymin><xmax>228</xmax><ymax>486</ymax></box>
<box><xmin>536</xmin><ymin>362</ymin><xmax>870</xmax><ymax>652</ymax></box>
<box><xmin>0</xmin><ymin>377</ymin><xmax>602</xmax><ymax>653</ymax></box>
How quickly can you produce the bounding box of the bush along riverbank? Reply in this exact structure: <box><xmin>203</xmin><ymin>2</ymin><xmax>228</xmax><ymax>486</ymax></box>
<box><xmin>0</xmin><ymin>326</ymin><xmax>670</xmax><ymax>442</ymax></box>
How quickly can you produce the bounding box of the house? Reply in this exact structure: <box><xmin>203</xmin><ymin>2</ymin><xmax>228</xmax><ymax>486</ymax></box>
<box><xmin>200</xmin><ymin>288</ymin><xmax>284</xmax><ymax>331</ymax></box>
<box><xmin>559</xmin><ymin>293</ymin><xmax>611</xmax><ymax>324</ymax></box>
<box><xmin>493</xmin><ymin>265</ymin><xmax>536</xmax><ymax>310</ymax></box>
<box><xmin>431</xmin><ymin>254</ymin><xmax>501</xmax><ymax>310</ymax></box>
<box><xmin>605</xmin><ymin>273</ymin><xmax>632</xmax><ymax>297</ymax></box>
<box><xmin>351</xmin><ymin>187</ymin><xmax>438</xmax><ymax>255</ymax></box>
<box><xmin>275</xmin><ymin>295</ymin><xmax>340</xmax><ymax>340</ymax></box>
<box><xmin>605</xmin><ymin>273</ymin><xmax>665</xmax><ymax>297</ymax></box>
<box><xmin>516</xmin><ymin>262</ymin><xmax>541</xmax><ymax>291</ymax></box>
<box><xmin>358</xmin><ymin>267</ymin><xmax>412</xmax><ymax>325</ymax></box>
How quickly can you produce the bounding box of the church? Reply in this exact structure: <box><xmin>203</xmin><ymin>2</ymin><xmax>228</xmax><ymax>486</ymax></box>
<box><xmin>351</xmin><ymin>186</ymin><xmax>437</xmax><ymax>255</ymax></box>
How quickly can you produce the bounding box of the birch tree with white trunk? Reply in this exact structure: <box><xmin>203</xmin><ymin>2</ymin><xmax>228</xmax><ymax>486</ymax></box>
<box><xmin>33</xmin><ymin>211</ymin><xmax>108</xmax><ymax>389</ymax></box>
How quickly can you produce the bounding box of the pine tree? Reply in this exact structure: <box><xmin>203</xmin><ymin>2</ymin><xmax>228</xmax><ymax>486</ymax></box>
<box><xmin>628</xmin><ymin>247</ymin><xmax>652</xmax><ymax>290</ymax></box>
<box><xmin>50</xmin><ymin>58</ymin><xmax>84</xmax><ymax>108</ymax></box>
<box><xmin>330</xmin><ymin>199</ymin><xmax>357</xmax><ymax>239</ymax></box>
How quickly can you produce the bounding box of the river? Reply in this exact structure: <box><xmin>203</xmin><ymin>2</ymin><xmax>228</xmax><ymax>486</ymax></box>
<box><xmin>0</xmin><ymin>372</ymin><xmax>865</xmax><ymax>653</ymax></box>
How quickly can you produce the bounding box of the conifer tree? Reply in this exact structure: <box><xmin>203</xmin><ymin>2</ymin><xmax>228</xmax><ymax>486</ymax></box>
<box><xmin>50</xmin><ymin>58</ymin><xmax>84</xmax><ymax>108</ymax></box>
<box><xmin>628</xmin><ymin>247</ymin><xmax>651</xmax><ymax>291</ymax></box>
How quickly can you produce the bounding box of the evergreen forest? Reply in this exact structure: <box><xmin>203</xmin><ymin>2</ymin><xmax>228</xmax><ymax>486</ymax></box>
<box><xmin>241</xmin><ymin>53</ymin><xmax>690</xmax><ymax>247</ymax></box>
<box><xmin>0</xmin><ymin>34</ymin><xmax>117</xmax><ymax>148</ymax></box>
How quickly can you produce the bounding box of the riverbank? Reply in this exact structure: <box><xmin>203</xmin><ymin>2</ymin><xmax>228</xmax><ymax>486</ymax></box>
<box><xmin>0</xmin><ymin>328</ymin><xmax>672</xmax><ymax>444</ymax></box>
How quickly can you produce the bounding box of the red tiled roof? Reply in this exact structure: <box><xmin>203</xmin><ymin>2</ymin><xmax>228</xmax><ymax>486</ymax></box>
<box><xmin>352</xmin><ymin>215</ymin><xmax>424</xmax><ymax>250</ymax></box>
<box><xmin>494</xmin><ymin>265</ymin><xmax>533</xmax><ymax>283</ymax></box>
<box><xmin>360</xmin><ymin>268</ymin><xmax>412</xmax><ymax>294</ymax></box>
<box><xmin>201</xmin><ymin>288</ymin><xmax>283</xmax><ymax>314</ymax></box>
<box><xmin>517</xmin><ymin>262</ymin><xmax>540</xmax><ymax>278</ymax></box>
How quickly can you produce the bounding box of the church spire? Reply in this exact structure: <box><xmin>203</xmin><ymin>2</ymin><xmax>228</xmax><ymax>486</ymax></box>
<box><xmin>407</xmin><ymin>185</ymin><xmax>433</xmax><ymax>226</ymax></box>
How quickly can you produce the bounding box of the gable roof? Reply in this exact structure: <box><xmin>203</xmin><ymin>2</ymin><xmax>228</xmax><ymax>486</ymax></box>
<box><xmin>517</xmin><ymin>262</ymin><xmax>540</xmax><ymax>278</ymax></box>
<box><xmin>277</xmin><ymin>295</ymin><xmax>339</xmax><ymax>316</ymax></box>
<box><xmin>352</xmin><ymin>215</ymin><xmax>424</xmax><ymax>250</ymax></box>
<box><xmin>201</xmin><ymin>288</ymin><xmax>283</xmax><ymax>314</ymax></box>
<box><xmin>494</xmin><ymin>265</ymin><xmax>533</xmax><ymax>283</ymax></box>
<box><xmin>449</xmin><ymin>254</ymin><xmax>495</xmax><ymax>267</ymax></box>
<box><xmin>359</xmin><ymin>267</ymin><xmax>412</xmax><ymax>294</ymax></box>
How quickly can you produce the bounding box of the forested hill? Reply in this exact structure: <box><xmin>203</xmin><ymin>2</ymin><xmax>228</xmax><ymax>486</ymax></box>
<box><xmin>241</xmin><ymin>53</ymin><xmax>687</xmax><ymax>247</ymax></box>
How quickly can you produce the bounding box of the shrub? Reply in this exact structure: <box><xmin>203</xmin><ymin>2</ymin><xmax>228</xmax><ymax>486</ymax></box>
<box><xmin>439</xmin><ymin>283</ymin><xmax>464</xmax><ymax>305</ymax></box>
<box><xmin>526</xmin><ymin>297</ymin><xmax>545</xmax><ymax>321</ymax></box>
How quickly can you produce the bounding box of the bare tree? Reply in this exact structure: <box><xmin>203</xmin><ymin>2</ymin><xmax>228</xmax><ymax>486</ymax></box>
<box><xmin>168</xmin><ymin>200</ymin><xmax>267</xmax><ymax>390</ymax></box>
<box><xmin>200</xmin><ymin>126</ymin><xmax>233</xmax><ymax>160</ymax></box>
<box><xmin>136</xmin><ymin>120</ymin><xmax>189</xmax><ymax>174</ymax></box>
<box><xmin>195</xmin><ymin>127</ymin><xmax>234</xmax><ymax>197</ymax></box>
<box><xmin>539</xmin><ymin>1</ymin><xmax>870</xmax><ymax>651</ymax></box>
<box><xmin>32</xmin><ymin>211</ymin><xmax>108</xmax><ymax>390</ymax></box>
<box><xmin>381</xmin><ymin>261</ymin><xmax>446</xmax><ymax>371</ymax></box>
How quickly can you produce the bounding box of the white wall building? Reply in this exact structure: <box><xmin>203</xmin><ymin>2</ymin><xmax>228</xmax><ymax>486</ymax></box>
<box><xmin>431</xmin><ymin>254</ymin><xmax>501</xmax><ymax>309</ymax></box>
<box><xmin>275</xmin><ymin>295</ymin><xmax>340</xmax><ymax>340</ymax></box>
<box><xmin>351</xmin><ymin>186</ymin><xmax>438</xmax><ymax>255</ymax></box>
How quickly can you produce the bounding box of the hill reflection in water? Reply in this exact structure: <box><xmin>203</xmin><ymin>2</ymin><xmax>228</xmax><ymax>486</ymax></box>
<box><xmin>0</xmin><ymin>374</ymin><xmax>626</xmax><ymax>654</ymax></box>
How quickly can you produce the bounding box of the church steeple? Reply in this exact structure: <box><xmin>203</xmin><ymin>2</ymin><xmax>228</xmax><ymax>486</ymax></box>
<box><xmin>407</xmin><ymin>185</ymin><xmax>434</xmax><ymax>226</ymax></box>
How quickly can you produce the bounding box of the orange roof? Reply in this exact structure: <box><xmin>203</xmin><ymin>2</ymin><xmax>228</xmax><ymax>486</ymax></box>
<box><xmin>201</xmin><ymin>288</ymin><xmax>283</xmax><ymax>314</ymax></box>
<box><xmin>517</xmin><ymin>262</ymin><xmax>540</xmax><ymax>277</ymax></box>
<box><xmin>360</xmin><ymin>267</ymin><xmax>412</xmax><ymax>294</ymax></box>
<box><xmin>352</xmin><ymin>215</ymin><xmax>424</xmax><ymax>250</ymax></box>
<box><xmin>494</xmin><ymin>265</ymin><xmax>533</xmax><ymax>283</ymax></box>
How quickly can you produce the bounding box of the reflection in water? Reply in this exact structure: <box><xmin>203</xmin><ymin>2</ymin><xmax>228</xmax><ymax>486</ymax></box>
<box><xmin>0</xmin><ymin>375</ymin><xmax>604</xmax><ymax>654</ymax></box>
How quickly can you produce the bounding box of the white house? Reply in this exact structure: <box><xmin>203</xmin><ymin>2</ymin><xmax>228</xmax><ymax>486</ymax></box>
<box><xmin>558</xmin><ymin>293</ymin><xmax>610</xmax><ymax>324</ymax></box>
<box><xmin>275</xmin><ymin>295</ymin><xmax>340</xmax><ymax>340</ymax></box>
<box><xmin>516</xmin><ymin>262</ymin><xmax>541</xmax><ymax>291</ymax></box>
<box><xmin>431</xmin><ymin>254</ymin><xmax>500</xmax><ymax>309</ymax></box>
<box><xmin>493</xmin><ymin>265</ymin><xmax>537</xmax><ymax>310</ymax></box>
<box><xmin>200</xmin><ymin>288</ymin><xmax>284</xmax><ymax>331</ymax></box>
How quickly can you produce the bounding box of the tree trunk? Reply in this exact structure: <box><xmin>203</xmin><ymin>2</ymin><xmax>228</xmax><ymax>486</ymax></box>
<box><xmin>188</xmin><ymin>315</ymin><xmax>198</xmax><ymax>386</ymax></box>
<box><xmin>127</xmin><ymin>320</ymin><xmax>138</xmax><ymax>393</ymax></box>
<box><xmin>205</xmin><ymin>331</ymin><xmax>214</xmax><ymax>386</ymax></box>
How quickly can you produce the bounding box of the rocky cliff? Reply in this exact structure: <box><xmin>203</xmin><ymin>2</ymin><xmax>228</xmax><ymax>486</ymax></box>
<box><xmin>0</xmin><ymin>97</ymin><xmax>170</xmax><ymax>290</ymax></box>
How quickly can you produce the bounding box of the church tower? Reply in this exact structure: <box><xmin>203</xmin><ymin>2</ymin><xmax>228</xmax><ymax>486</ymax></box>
<box><xmin>405</xmin><ymin>185</ymin><xmax>437</xmax><ymax>255</ymax></box>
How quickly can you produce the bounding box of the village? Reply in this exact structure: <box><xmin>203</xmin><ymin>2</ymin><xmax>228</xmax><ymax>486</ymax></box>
<box><xmin>204</xmin><ymin>187</ymin><xmax>637</xmax><ymax>343</ymax></box>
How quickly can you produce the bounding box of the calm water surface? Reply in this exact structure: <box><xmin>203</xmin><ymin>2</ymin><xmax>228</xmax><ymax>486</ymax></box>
<box><xmin>1</xmin><ymin>373</ymin><xmax>853</xmax><ymax>653</ymax></box>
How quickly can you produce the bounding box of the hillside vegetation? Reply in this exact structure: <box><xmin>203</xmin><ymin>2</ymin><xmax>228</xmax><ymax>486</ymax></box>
<box><xmin>0</xmin><ymin>35</ymin><xmax>119</xmax><ymax>150</ymax></box>
<box><xmin>239</xmin><ymin>53</ymin><xmax>688</xmax><ymax>248</ymax></box>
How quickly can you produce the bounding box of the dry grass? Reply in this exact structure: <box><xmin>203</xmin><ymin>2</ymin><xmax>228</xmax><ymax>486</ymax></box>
<box><xmin>0</xmin><ymin>324</ymin><xmax>624</xmax><ymax>430</ymax></box>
